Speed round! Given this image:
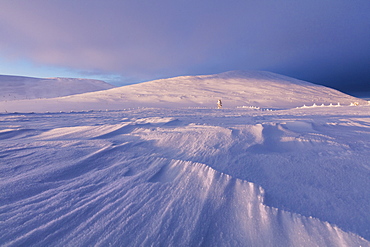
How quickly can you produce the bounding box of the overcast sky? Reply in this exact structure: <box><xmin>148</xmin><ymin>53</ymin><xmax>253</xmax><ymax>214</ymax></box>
<box><xmin>0</xmin><ymin>0</ymin><xmax>369</xmax><ymax>93</ymax></box>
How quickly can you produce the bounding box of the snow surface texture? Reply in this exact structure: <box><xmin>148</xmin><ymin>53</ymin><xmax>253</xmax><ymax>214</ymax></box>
<box><xmin>1</xmin><ymin>71</ymin><xmax>369</xmax><ymax>246</ymax></box>
<box><xmin>0</xmin><ymin>75</ymin><xmax>115</xmax><ymax>101</ymax></box>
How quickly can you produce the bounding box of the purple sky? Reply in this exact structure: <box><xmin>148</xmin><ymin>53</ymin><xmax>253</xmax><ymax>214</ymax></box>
<box><xmin>0</xmin><ymin>0</ymin><xmax>369</xmax><ymax>94</ymax></box>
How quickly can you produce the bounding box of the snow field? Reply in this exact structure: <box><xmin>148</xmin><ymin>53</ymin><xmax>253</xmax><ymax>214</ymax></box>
<box><xmin>1</xmin><ymin>107</ymin><xmax>369</xmax><ymax>246</ymax></box>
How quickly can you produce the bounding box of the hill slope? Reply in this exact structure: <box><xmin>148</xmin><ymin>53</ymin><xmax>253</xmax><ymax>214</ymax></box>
<box><xmin>0</xmin><ymin>75</ymin><xmax>115</xmax><ymax>101</ymax></box>
<box><xmin>100</xmin><ymin>70</ymin><xmax>363</xmax><ymax>108</ymax></box>
<box><xmin>0</xmin><ymin>71</ymin><xmax>366</xmax><ymax>113</ymax></box>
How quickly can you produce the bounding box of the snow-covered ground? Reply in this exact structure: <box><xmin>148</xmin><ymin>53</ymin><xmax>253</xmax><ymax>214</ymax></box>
<box><xmin>1</xmin><ymin>71</ymin><xmax>369</xmax><ymax>246</ymax></box>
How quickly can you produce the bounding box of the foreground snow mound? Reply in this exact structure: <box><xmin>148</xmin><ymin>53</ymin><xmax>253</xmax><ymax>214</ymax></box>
<box><xmin>1</xmin><ymin>107</ymin><xmax>370</xmax><ymax>246</ymax></box>
<box><xmin>0</xmin><ymin>74</ymin><xmax>115</xmax><ymax>101</ymax></box>
<box><xmin>0</xmin><ymin>71</ymin><xmax>366</xmax><ymax>113</ymax></box>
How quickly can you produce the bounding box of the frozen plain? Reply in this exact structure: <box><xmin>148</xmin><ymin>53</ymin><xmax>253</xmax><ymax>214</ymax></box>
<box><xmin>0</xmin><ymin>71</ymin><xmax>369</xmax><ymax>246</ymax></box>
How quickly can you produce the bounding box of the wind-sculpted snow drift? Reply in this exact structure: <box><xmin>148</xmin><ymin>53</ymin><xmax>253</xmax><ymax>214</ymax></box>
<box><xmin>1</xmin><ymin>108</ymin><xmax>370</xmax><ymax>246</ymax></box>
<box><xmin>1</xmin><ymin>71</ymin><xmax>370</xmax><ymax>246</ymax></box>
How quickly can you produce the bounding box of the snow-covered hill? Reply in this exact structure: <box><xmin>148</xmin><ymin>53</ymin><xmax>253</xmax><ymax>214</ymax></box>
<box><xmin>105</xmin><ymin>70</ymin><xmax>364</xmax><ymax>108</ymax></box>
<box><xmin>0</xmin><ymin>75</ymin><xmax>115</xmax><ymax>101</ymax></box>
<box><xmin>0</xmin><ymin>71</ymin><xmax>366</xmax><ymax>113</ymax></box>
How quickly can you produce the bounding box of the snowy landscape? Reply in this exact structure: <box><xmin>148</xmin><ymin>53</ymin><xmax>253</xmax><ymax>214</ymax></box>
<box><xmin>1</xmin><ymin>71</ymin><xmax>370</xmax><ymax>246</ymax></box>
